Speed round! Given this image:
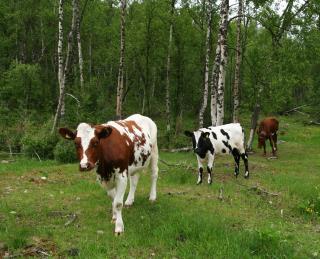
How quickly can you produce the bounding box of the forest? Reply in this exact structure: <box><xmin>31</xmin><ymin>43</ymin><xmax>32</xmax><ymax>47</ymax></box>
<box><xmin>1</xmin><ymin>1</ymin><xmax>320</xmax><ymax>257</ymax></box>
<box><xmin>0</xmin><ymin>0</ymin><xmax>319</xmax><ymax>158</ymax></box>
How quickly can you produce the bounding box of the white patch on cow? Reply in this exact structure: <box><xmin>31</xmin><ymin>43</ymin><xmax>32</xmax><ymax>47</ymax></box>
<box><xmin>126</xmin><ymin>140</ymin><xmax>130</xmax><ymax>146</ymax></box>
<box><xmin>76</xmin><ymin>123</ymin><xmax>95</xmax><ymax>168</ymax></box>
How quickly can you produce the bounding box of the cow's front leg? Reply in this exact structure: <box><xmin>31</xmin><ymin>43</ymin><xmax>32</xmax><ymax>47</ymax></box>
<box><xmin>125</xmin><ymin>173</ymin><xmax>139</xmax><ymax>207</ymax></box>
<box><xmin>263</xmin><ymin>143</ymin><xmax>266</xmax><ymax>156</ymax></box>
<box><xmin>107</xmin><ymin>189</ymin><xmax>117</xmax><ymax>223</ymax></box>
<box><xmin>196</xmin><ymin>156</ymin><xmax>204</xmax><ymax>185</ymax></box>
<box><xmin>113</xmin><ymin>172</ymin><xmax>128</xmax><ymax>235</ymax></box>
<box><xmin>207</xmin><ymin>153</ymin><xmax>214</xmax><ymax>184</ymax></box>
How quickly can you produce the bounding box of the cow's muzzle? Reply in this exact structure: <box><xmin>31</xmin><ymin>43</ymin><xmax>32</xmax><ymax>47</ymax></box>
<box><xmin>79</xmin><ymin>162</ymin><xmax>95</xmax><ymax>171</ymax></box>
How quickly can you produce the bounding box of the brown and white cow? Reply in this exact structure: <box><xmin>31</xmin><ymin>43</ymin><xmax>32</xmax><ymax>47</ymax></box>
<box><xmin>59</xmin><ymin>114</ymin><xmax>158</xmax><ymax>235</ymax></box>
<box><xmin>257</xmin><ymin>117</ymin><xmax>279</xmax><ymax>156</ymax></box>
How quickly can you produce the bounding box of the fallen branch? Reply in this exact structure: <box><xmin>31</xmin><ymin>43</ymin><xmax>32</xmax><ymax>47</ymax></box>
<box><xmin>282</xmin><ymin>104</ymin><xmax>308</xmax><ymax>114</ymax></box>
<box><xmin>159</xmin><ymin>159</ymin><xmax>196</xmax><ymax>173</ymax></box>
<box><xmin>161</xmin><ymin>147</ymin><xmax>193</xmax><ymax>153</ymax></box>
<box><xmin>65</xmin><ymin>213</ymin><xmax>77</xmax><ymax>227</ymax></box>
<box><xmin>236</xmin><ymin>182</ymin><xmax>279</xmax><ymax>196</ymax></box>
<box><xmin>307</xmin><ymin>120</ymin><xmax>320</xmax><ymax>126</ymax></box>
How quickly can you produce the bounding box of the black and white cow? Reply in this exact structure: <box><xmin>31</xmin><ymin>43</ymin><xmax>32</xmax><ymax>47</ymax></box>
<box><xmin>185</xmin><ymin>123</ymin><xmax>249</xmax><ymax>184</ymax></box>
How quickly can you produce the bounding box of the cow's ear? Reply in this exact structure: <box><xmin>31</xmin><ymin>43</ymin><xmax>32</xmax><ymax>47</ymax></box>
<box><xmin>184</xmin><ymin>130</ymin><xmax>193</xmax><ymax>138</ymax></box>
<box><xmin>95</xmin><ymin>126</ymin><xmax>112</xmax><ymax>139</ymax></box>
<box><xmin>201</xmin><ymin>132</ymin><xmax>210</xmax><ymax>138</ymax></box>
<box><xmin>59</xmin><ymin>128</ymin><xmax>76</xmax><ymax>140</ymax></box>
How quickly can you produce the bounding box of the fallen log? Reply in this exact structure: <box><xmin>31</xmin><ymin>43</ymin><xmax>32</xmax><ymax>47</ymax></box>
<box><xmin>161</xmin><ymin>147</ymin><xmax>193</xmax><ymax>153</ymax></box>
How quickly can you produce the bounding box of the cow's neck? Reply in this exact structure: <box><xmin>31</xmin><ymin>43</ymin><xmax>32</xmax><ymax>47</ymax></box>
<box><xmin>96</xmin><ymin>159</ymin><xmax>115</xmax><ymax>181</ymax></box>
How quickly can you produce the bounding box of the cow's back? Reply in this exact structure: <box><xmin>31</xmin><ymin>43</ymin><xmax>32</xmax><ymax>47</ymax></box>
<box><xmin>259</xmin><ymin>117</ymin><xmax>279</xmax><ymax>135</ymax></box>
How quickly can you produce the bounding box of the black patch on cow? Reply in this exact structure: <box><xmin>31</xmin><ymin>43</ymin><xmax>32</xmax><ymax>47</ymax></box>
<box><xmin>222</xmin><ymin>140</ymin><xmax>232</xmax><ymax>153</ymax></box>
<box><xmin>232</xmin><ymin>148</ymin><xmax>240</xmax><ymax>177</ymax></box>
<box><xmin>96</xmin><ymin>162</ymin><xmax>115</xmax><ymax>182</ymax></box>
<box><xmin>222</xmin><ymin>148</ymin><xmax>226</xmax><ymax>153</ymax></box>
<box><xmin>195</xmin><ymin>132</ymin><xmax>214</xmax><ymax>158</ymax></box>
<box><xmin>197</xmin><ymin>167</ymin><xmax>203</xmax><ymax>185</ymax></box>
<box><xmin>211</xmin><ymin>131</ymin><xmax>217</xmax><ymax>139</ymax></box>
<box><xmin>220</xmin><ymin>129</ymin><xmax>230</xmax><ymax>140</ymax></box>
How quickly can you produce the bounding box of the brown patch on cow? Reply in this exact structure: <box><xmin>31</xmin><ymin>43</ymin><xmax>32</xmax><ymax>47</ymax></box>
<box><xmin>115</xmin><ymin>120</ymin><xmax>147</xmax><ymax>147</ymax></box>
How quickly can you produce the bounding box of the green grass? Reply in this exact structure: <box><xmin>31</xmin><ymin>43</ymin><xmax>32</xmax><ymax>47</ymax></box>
<box><xmin>1</xmin><ymin>116</ymin><xmax>320</xmax><ymax>258</ymax></box>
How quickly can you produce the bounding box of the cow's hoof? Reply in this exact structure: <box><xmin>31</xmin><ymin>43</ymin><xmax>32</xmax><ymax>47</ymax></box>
<box><xmin>208</xmin><ymin>180</ymin><xmax>212</xmax><ymax>185</ymax></box>
<box><xmin>124</xmin><ymin>200</ymin><xmax>134</xmax><ymax>207</ymax></box>
<box><xmin>244</xmin><ymin>172</ymin><xmax>249</xmax><ymax>179</ymax></box>
<box><xmin>114</xmin><ymin>231</ymin><xmax>124</xmax><ymax>236</ymax></box>
<box><xmin>196</xmin><ymin>181</ymin><xmax>202</xmax><ymax>185</ymax></box>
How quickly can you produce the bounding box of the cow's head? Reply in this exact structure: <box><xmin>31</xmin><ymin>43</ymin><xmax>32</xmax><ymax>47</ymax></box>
<box><xmin>184</xmin><ymin>131</ymin><xmax>214</xmax><ymax>159</ymax></box>
<box><xmin>59</xmin><ymin>123</ymin><xmax>112</xmax><ymax>171</ymax></box>
<box><xmin>257</xmin><ymin>130</ymin><xmax>266</xmax><ymax>148</ymax></box>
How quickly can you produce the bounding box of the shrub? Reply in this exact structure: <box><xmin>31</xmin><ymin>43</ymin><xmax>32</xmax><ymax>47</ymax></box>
<box><xmin>54</xmin><ymin>139</ymin><xmax>77</xmax><ymax>163</ymax></box>
<box><xmin>21</xmin><ymin>121</ymin><xmax>58</xmax><ymax>160</ymax></box>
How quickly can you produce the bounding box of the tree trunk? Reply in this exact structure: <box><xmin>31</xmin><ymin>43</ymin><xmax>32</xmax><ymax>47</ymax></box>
<box><xmin>116</xmin><ymin>0</ymin><xmax>126</xmax><ymax>119</ymax></box>
<box><xmin>246</xmin><ymin>103</ymin><xmax>260</xmax><ymax>151</ymax></box>
<box><xmin>75</xmin><ymin>0</ymin><xmax>84</xmax><ymax>90</ymax></box>
<box><xmin>199</xmin><ymin>0</ymin><xmax>213</xmax><ymax>128</ymax></box>
<box><xmin>166</xmin><ymin>0</ymin><xmax>175</xmax><ymax>133</ymax></box>
<box><xmin>232</xmin><ymin>0</ymin><xmax>243</xmax><ymax>123</ymax></box>
<box><xmin>52</xmin><ymin>0</ymin><xmax>65</xmax><ymax>133</ymax></box>
<box><xmin>216</xmin><ymin>0</ymin><xmax>229</xmax><ymax>126</ymax></box>
<box><xmin>52</xmin><ymin>0</ymin><xmax>77</xmax><ymax>133</ymax></box>
<box><xmin>210</xmin><ymin>2</ymin><xmax>224</xmax><ymax>126</ymax></box>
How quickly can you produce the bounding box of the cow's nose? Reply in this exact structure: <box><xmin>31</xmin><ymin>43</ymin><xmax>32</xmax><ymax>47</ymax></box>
<box><xmin>80</xmin><ymin>162</ymin><xmax>88</xmax><ymax>169</ymax></box>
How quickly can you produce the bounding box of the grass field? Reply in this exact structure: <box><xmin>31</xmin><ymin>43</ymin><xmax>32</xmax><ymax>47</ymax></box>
<box><xmin>1</xmin><ymin>116</ymin><xmax>320</xmax><ymax>258</ymax></box>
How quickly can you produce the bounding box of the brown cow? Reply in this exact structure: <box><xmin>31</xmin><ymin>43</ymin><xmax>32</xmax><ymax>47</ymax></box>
<box><xmin>59</xmin><ymin>114</ymin><xmax>159</xmax><ymax>235</ymax></box>
<box><xmin>257</xmin><ymin>117</ymin><xmax>279</xmax><ymax>156</ymax></box>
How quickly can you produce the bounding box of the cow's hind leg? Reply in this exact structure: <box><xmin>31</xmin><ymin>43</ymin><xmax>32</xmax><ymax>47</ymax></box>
<box><xmin>125</xmin><ymin>173</ymin><xmax>140</xmax><ymax>207</ymax></box>
<box><xmin>240</xmin><ymin>152</ymin><xmax>249</xmax><ymax>178</ymax></box>
<box><xmin>113</xmin><ymin>172</ymin><xmax>128</xmax><ymax>235</ymax></box>
<box><xmin>232</xmin><ymin>148</ymin><xmax>240</xmax><ymax>177</ymax></box>
<box><xmin>149</xmin><ymin>142</ymin><xmax>159</xmax><ymax>202</ymax></box>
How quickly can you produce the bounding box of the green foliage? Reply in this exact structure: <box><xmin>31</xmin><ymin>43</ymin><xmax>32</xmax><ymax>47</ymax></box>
<box><xmin>21</xmin><ymin>121</ymin><xmax>58</xmax><ymax>160</ymax></box>
<box><xmin>54</xmin><ymin>139</ymin><xmax>77</xmax><ymax>163</ymax></box>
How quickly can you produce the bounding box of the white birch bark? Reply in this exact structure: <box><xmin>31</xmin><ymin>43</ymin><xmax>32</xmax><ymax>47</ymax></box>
<box><xmin>75</xmin><ymin>0</ymin><xmax>84</xmax><ymax>89</ymax></box>
<box><xmin>52</xmin><ymin>0</ymin><xmax>77</xmax><ymax>133</ymax></box>
<box><xmin>52</xmin><ymin>0</ymin><xmax>65</xmax><ymax>133</ymax></box>
<box><xmin>232</xmin><ymin>0</ymin><xmax>243</xmax><ymax>123</ymax></box>
<box><xmin>216</xmin><ymin>0</ymin><xmax>229</xmax><ymax>126</ymax></box>
<box><xmin>199</xmin><ymin>0</ymin><xmax>213</xmax><ymax>128</ymax></box>
<box><xmin>116</xmin><ymin>0</ymin><xmax>126</xmax><ymax>119</ymax></box>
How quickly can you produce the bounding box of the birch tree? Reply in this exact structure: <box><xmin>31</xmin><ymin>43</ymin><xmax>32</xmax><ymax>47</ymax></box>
<box><xmin>198</xmin><ymin>0</ymin><xmax>213</xmax><ymax>128</ymax></box>
<box><xmin>166</xmin><ymin>0</ymin><xmax>175</xmax><ymax>133</ymax></box>
<box><xmin>232</xmin><ymin>0</ymin><xmax>243</xmax><ymax>123</ymax></box>
<box><xmin>210</xmin><ymin>1</ymin><xmax>224</xmax><ymax>126</ymax></box>
<box><xmin>116</xmin><ymin>0</ymin><xmax>126</xmax><ymax>119</ymax></box>
<box><xmin>216</xmin><ymin>0</ymin><xmax>229</xmax><ymax>126</ymax></box>
<box><xmin>52</xmin><ymin>0</ymin><xmax>77</xmax><ymax>133</ymax></box>
<box><xmin>75</xmin><ymin>0</ymin><xmax>84</xmax><ymax>89</ymax></box>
